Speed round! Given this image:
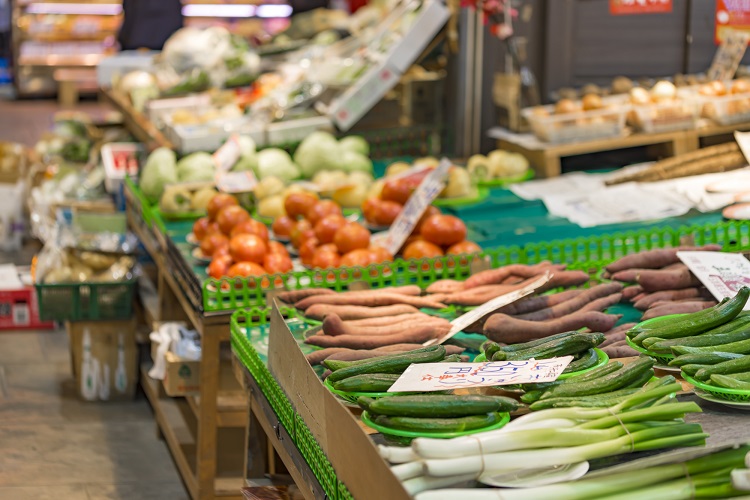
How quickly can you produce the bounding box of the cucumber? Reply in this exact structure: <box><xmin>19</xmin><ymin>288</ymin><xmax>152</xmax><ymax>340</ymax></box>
<box><xmin>332</xmin><ymin>373</ymin><xmax>401</xmax><ymax>392</ymax></box>
<box><xmin>366</xmin><ymin>394</ymin><xmax>518</xmax><ymax>417</ymax></box>
<box><xmin>725</xmin><ymin>372</ymin><xmax>750</xmax><ymax>381</ymax></box>
<box><xmin>357</xmin><ymin>396</ymin><xmax>376</xmax><ymax>411</ymax></box>
<box><xmin>668</xmin><ymin>352</ymin><xmax>744</xmax><ymax>367</ymax></box>
<box><xmin>371</xmin><ymin>412</ymin><xmax>502</xmax><ymax>433</ymax></box>
<box><xmin>648</xmin><ymin>318</ymin><xmax>750</xmax><ymax>353</ymax></box>
<box><xmin>642</xmin><ymin>315</ymin><xmax>750</xmax><ymax>350</ymax></box>
<box><xmin>481</xmin><ymin>341</ymin><xmax>502</xmax><ymax>359</ymax></box>
<box><xmin>626</xmin><ymin>368</ymin><xmax>655</xmax><ymax>389</ymax></box>
<box><xmin>491</xmin><ymin>350</ymin><xmax>507</xmax><ymax>361</ymax></box>
<box><xmin>520</xmin><ymin>389</ymin><xmax>546</xmax><ymax>404</ymax></box>
<box><xmin>324</xmin><ymin>345</ymin><xmax>441</xmax><ymax>372</ymax></box>
<box><xmin>672</xmin><ymin>338</ymin><xmax>750</xmax><ymax>356</ymax></box>
<box><xmin>442</xmin><ymin>354</ymin><xmax>463</xmax><ymax>363</ymax></box>
<box><xmin>529</xmin><ymin>388</ymin><xmax>640</xmax><ymax>410</ymax></box>
<box><xmin>709</xmin><ymin>374</ymin><xmax>750</xmax><ymax>390</ymax></box>
<box><xmin>681</xmin><ymin>364</ymin><xmax>708</xmax><ymax>377</ymax></box>
<box><xmin>327</xmin><ymin>345</ymin><xmax>446</xmax><ymax>383</ymax></box>
<box><xmin>498</xmin><ymin>331</ymin><xmax>578</xmax><ymax>353</ymax></box>
<box><xmin>627</xmin><ymin>314</ymin><xmax>684</xmax><ymax>338</ymax></box>
<box><xmin>540</xmin><ymin>356</ymin><xmax>655</xmax><ymax>400</ymax></box>
<box><xmin>566</xmin><ymin>361</ymin><xmax>624</xmax><ymax>382</ymax></box>
<box><xmin>505</xmin><ymin>332</ymin><xmax>605</xmax><ymax>361</ymax></box>
<box><xmin>632</xmin><ymin>288</ymin><xmax>749</xmax><ymax>345</ymax></box>
<box><xmin>561</xmin><ymin>348</ymin><xmax>599</xmax><ymax>374</ymax></box>
<box><xmin>694</xmin><ymin>355</ymin><xmax>750</xmax><ymax>381</ymax></box>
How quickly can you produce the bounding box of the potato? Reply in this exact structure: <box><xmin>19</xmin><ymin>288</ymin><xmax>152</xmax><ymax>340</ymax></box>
<box><xmin>258</xmin><ymin>194</ymin><xmax>286</xmax><ymax>218</ymax></box>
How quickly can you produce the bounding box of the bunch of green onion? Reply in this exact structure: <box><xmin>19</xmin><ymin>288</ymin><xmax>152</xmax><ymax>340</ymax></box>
<box><xmin>379</xmin><ymin>377</ymin><xmax>709</xmax><ymax>496</ymax></box>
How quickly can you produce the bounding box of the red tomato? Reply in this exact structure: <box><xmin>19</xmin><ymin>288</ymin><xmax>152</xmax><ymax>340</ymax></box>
<box><xmin>420</xmin><ymin>214</ymin><xmax>467</xmax><ymax>246</ymax></box>
<box><xmin>415</xmin><ymin>205</ymin><xmax>441</xmax><ymax>234</ymax></box>
<box><xmin>263</xmin><ymin>253</ymin><xmax>293</xmax><ymax>274</ymax></box>
<box><xmin>226</xmin><ymin>261</ymin><xmax>267</xmax><ymax>278</ymax></box>
<box><xmin>403</xmin><ymin>240</ymin><xmax>444</xmax><ymax>260</ymax></box>
<box><xmin>314</xmin><ymin>214</ymin><xmax>347</xmax><ymax>244</ymax></box>
<box><xmin>306</xmin><ymin>199</ymin><xmax>342</xmax><ymax>226</ymax></box>
<box><xmin>267</xmin><ymin>240</ymin><xmax>289</xmax><ymax>256</ymax></box>
<box><xmin>340</xmin><ymin>248</ymin><xmax>373</xmax><ymax>268</ymax></box>
<box><xmin>193</xmin><ymin>217</ymin><xmax>217</xmax><ymax>241</ymax></box>
<box><xmin>290</xmin><ymin>219</ymin><xmax>313</xmax><ymax>248</ymax></box>
<box><xmin>369</xmin><ymin>246</ymin><xmax>394</xmax><ymax>264</ymax></box>
<box><xmin>312</xmin><ymin>248</ymin><xmax>341</xmax><ymax>269</ymax></box>
<box><xmin>333</xmin><ymin>222</ymin><xmax>371</xmax><ymax>254</ymax></box>
<box><xmin>447</xmin><ymin>240</ymin><xmax>482</xmax><ymax>255</ymax></box>
<box><xmin>212</xmin><ymin>245</ymin><xmax>230</xmax><ymax>258</ymax></box>
<box><xmin>216</xmin><ymin>205</ymin><xmax>251</xmax><ymax>235</ymax></box>
<box><xmin>298</xmin><ymin>237</ymin><xmax>320</xmax><ymax>266</ymax></box>
<box><xmin>200</xmin><ymin>232</ymin><xmax>229</xmax><ymax>258</ymax></box>
<box><xmin>284</xmin><ymin>191</ymin><xmax>318</xmax><ymax>219</ymax></box>
<box><xmin>272</xmin><ymin>215</ymin><xmax>296</xmax><ymax>238</ymax></box>
<box><xmin>361</xmin><ymin>197</ymin><xmax>380</xmax><ymax>224</ymax></box>
<box><xmin>317</xmin><ymin>243</ymin><xmax>338</xmax><ymax>254</ymax></box>
<box><xmin>207</xmin><ymin>193</ymin><xmax>238</xmax><ymax>221</ymax></box>
<box><xmin>372</xmin><ymin>200</ymin><xmax>402</xmax><ymax>226</ymax></box>
<box><xmin>207</xmin><ymin>255</ymin><xmax>233</xmax><ymax>279</ymax></box>
<box><xmin>231</xmin><ymin>218</ymin><xmax>270</xmax><ymax>242</ymax></box>
<box><xmin>381</xmin><ymin>179</ymin><xmax>413</xmax><ymax>205</ymax></box>
<box><xmin>229</xmin><ymin>234</ymin><xmax>268</xmax><ymax>263</ymax></box>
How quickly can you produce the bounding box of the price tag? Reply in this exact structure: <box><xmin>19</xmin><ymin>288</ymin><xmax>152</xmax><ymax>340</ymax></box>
<box><xmin>215</xmin><ymin>170</ymin><xmax>257</xmax><ymax>193</ymax></box>
<box><xmin>677</xmin><ymin>251</ymin><xmax>750</xmax><ymax>310</ymax></box>
<box><xmin>387</xmin><ymin>357</ymin><xmax>574</xmax><ymax>393</ymax></box>
<box><xmin>708</xmin><ymin>28</ymin><xmax>750</xmax><ymax>81</ymax></box>
<box><xmin>213</xmin><ymin>134</ymin><xmax>243</xmax><ymax>172</ymax></box>
<box><xmin>383</xmin><ymin>158</ymin><xmax>451</xmax><ymax>255</ymax></box>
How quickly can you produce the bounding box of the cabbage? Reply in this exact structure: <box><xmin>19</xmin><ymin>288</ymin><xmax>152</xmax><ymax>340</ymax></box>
<box><xmin>257</xmin><ymin>148</ymin><xmax>300</xmax><ymax>181</ymax></box>
<box><xmin>176</xmin><ymin>152</ymin><xmax>215</xmax><ymax>182</ymax></box>
<box><xmin>339</xmin><ymin>135</ymin><xmax>369</xmax><ymax>156</ymax></box>
<box><xmin>236</xmin><ymin>135</ymin><xmax>256</xmax><ymax>157</ymax></box>
<box><xmin>140</xmin><ymin>147</ymin><xmax>177</xmax><ymax>203</ymax></box>
<box><xmin>339</xmin><ymin>150</ymin><xmax>373</xmax><ymax>173</ymax></box>
<box><xmin>293</xmin><ymin>131</ymin><xmax>341</xmax><ymax>177</ymax></box>
<box><xmin>231</xmin><ymin>154</ymin><xmax>258</xmax><ymax>173</ymax></box>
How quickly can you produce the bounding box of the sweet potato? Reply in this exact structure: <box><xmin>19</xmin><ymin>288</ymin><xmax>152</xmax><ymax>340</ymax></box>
<box><xmin>342</xmin><ymin>313</ymin><xmax>429</xmax><ymax>328</ymax></box>
<box><xmin>600</xmin><ymin>322</ymin><xmax>637</xmax><ymax>347</ymax></box>
<box><xmin>602</xmin><ymin>340</ymin><xmax>639</xmax><ymax>359</ymax></box>
<box><xmin>277</xmin><ymin>288</ymin><xmax>335</xmax><ymax>304</ymax></box>
<box><xmin>636</xmin><ymin>266</ymin><xmax>701</xmax><ymax>292</ymax></box>
<box><xmin>640</xmin><ymin>301</ymin><xmax>717</xmax><ymax>321</ymax></box>
<box><xmin>632</xmin><ymin>288</ymin><xmax>709</xmax><ymax>311</ymax></box>
<box><xmin>604</xmin><ymin>245</ymin><xmax>722</xmax><ymax>274</ymax></box>
<box><xmin>483</xmin><ymin>311</ymin><xmax>621</xmax><ymax>343</ymax></box>
<box><xmin>296</xmin><ymin>293</ymin><xmax>447</xmax><ymax>311</ymax></box>
<box><xmin>539</xmin><ymin>270</ymin><xmax>590</xmax><ymax>291</ymax></box>
<box><xmin>306</xmin><ymin>347</ymin><xmax>350</xmax><ymax>365</ymax></box>
<box><xmin>372</xmin><ymin>344</ymin><xmax>465</xmax><ymax>355</ymax></box>
<box><xmin>426</xmin><ymin>279</ymin><xmax>465</xmax><ymax>294</ymax></box>
<box><xmin>497</xmin><ymin>290</ymin><xmax>583</xmax><ymax>316</ymax></box>
<box><xmin>304</xmin><ymin>323</ymin><xmax>451</xmax><ymax>349</ymax></box>
<box><xmin>515</xmin><ymin>283</ymin><xmax>623</xmax><ymax>321</ymax></box>
<box><xmin>622</xmin><ymin>286</ymin><xmax>644</xmax><ymax>302</ymax></box>
<box><xmin>463</xmin><ymin>262</ymin><xmax>564</xmax><ymax>289</ymax></box>
<box><xmin>322</xmin><ymin>313</ymin><xmax>450</xmax><ymax>337</ymax></box>
<box><xmin>303</xmin><ymin>304</ymin><xmax>419</xmax><ymax>321</ymax></box>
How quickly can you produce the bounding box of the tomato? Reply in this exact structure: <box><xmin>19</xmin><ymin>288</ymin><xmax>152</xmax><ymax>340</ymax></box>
<box><xmin>231</xmin><ymin>218</ymin><xmax>269</xmax><ymax>242</ymax></box>
<box><xmin>419</xmin><ymin>214</ymin><xmax>467</xmax><ymax>246</ymax></box>
<box><xmin>263</xmin><ymin>252</ymin><xmax>293</xmax><ymax>274</ymax></box>
<box><xmin>447</xmin><ymin>240</ymin><xmax>482</xmax><ymax>255</ymax></box>
<box><xmin>333</xmin><ymin>222</ymin><xmax>371</xmax><ymax>254</ymax></box>
<box><xmin>229</xmin><ymin>234</ymin><xmax>268</xmax><ymax>263</ymax></box>
<box><xmin>306</xmin><ymin>199</ymin><xmax>342</xmax><ymax>226</ymax></box>
<box><xmin>369</xmin><ymin>246</ymin><xmax>394</xmax><ymax>264</ymax></box>
<box><xmin>314</xmin><ymin>214</ymin><xmax>347</xmax><ymax>244</ymax></box>
<box><xmin>226</xmin><ymin>261</ymin><xmax>267</xmax><ymax>278</ymax></box>
<box><xmin>207</xmin><ymin>255</ymin><xmax>233</xmax><ymax>279</ymax></box>
<box><xmin>298</xmin><ymin>237</ymin><xmax>320</xmax><ymax>266</ymax></box>
<box><xmin>290</xmin><ymin>219</ymin><xmax>313</xmax><ymax>248</ymax></box>
<box><xmin>193</xmin><ymin>217</ymin><xmax>217</xmax><ymax>241</ymax></box>
<box><xmin>272</xmin><ymin>215</ymin><xmax>296</xmax><ymax>238</ymax></box>
<box><xmin>284</xmin><ymin>191</ymin><xmax>318</xmax><ymax>219</ymax></box>
<box><xmin>415</xmin><ymin>205</ymin><xmax>441</xmax><ymax>234</ymax></box>
<box><xmin>207</xmin><ymin>193</ymin><xmax>238</xmax><ymax>221</ymax></box>
<box><xmin>403</xmin><ymin>240</ymin><xmax>444</xmax><ymax>260</ymax></box>
<box><xmin>216</xmin><ymin>205</ymin><xmax>251</xmax><ymax>235</ymax></box>
<box><xmin>267</xmin><ymin>240</ymin><xmax>289</xmax><ymax>256</ymax></box>
<box><xmin>380</xmin><ymin>178</ymin><xmax>413</xmax><ymax>205</ymax></box>
<box><xmin>317</xmin><ymin>243</ymin><xmax>338</xmax><ymax>254</ymax></box>
<box><xmin>312</xmin><ymin>248</ymin><xmax>341</xmax><ymax>269</ymax></box>
<box><xmin>371</xmin><ymin>200</ymin><xmax>402</xmax><ymax>226</ymax></box>
<box><xmin>361</xmin><ymin>197</ymin><xmax>381</xmax><ymax>224</ymax></box>
<box><xmin>200</xmin><ymin>232</ymin><xmax>229</xmax><ymax>258</ymax></box>
<box><xmin>212</xmin><ymin>245</ymin><xmax>230</xmax><ymax>258</ymax></box>
<box><xmin>340</xmin><ymin>248</ymin><xmax>373</xmax><ymax>268</ymax></box>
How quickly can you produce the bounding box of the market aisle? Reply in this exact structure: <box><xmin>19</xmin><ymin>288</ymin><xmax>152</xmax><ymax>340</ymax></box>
<box><xmin>0</xmin><ymin>329</ymin><xmax>189</xmax><ymax>500</ymax></box>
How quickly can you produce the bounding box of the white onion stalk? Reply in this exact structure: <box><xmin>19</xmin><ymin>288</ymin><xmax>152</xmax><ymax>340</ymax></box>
<box><xmin>391</xmin><ymin>461</ymin><xmax>424</xmax><ymax>481</ymax></box>
<box><xmin>379</xmin><ymin>444</ymin><xmax>418</xmax><ymax>464</ymax></box>
<box><xmin>403</xmin><ymin>473</ymin><xmax>478</xmax><ymax>496</ymax></box>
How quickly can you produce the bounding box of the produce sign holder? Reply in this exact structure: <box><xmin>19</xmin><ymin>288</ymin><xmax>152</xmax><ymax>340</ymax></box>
<box><xmin>35</xmin><ymin>279</ymin><xmax>137</xmax><ymax>321</ymax></box>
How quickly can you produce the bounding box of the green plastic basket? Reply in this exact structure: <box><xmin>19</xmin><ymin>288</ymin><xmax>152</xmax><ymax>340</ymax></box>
<box><xmin>323</xmin><ymin>377</ymin><xmax>395</xmax><ymax>404</ymax></box>
<box><xmin>473</xmin><ymin>348</ymin><xmax>609</xmax><ymax>380</ymax></box>
<box><xmin>477</xmin><ymin>169</ymin><xmax>535</xmax><ymax>188</ymax></box>
<box><xmin>626</xmin><ymin>337</ymin><xmax>675</xmax><ymax>366</ymax></box>
<box><xmin>361</xmin><ymin>410</ymin><xmax>510</xmax><ymax>443</ymax></box>
<box><xmin>683</xmin><ymin>374</ymin><xmax>750</xmax><ymax>403</ymax></box>
<box><xmin>432</xmin><ymin>186</ymin><xmax>490</xmax><ymax>208</ymax></box>
<box><xmin>35</xmin><ymin>279</ymin><xmax>137</xmax><ymax>321</ymax></box>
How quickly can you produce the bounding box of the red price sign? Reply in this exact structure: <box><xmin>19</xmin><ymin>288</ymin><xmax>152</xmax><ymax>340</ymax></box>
<box><xmin>609</xmin><ymin>0</ymin><xmax>672</xmax><ymax>15</ymax></box>
<box><xmin>716</xmin><ymin>0</ymin><xmax>750</xmax><ymax>44</ymax></box>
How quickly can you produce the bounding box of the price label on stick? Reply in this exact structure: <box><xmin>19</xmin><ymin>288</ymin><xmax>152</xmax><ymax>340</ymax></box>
<box><xmin>383</xmin><ymin>158</ymin><xmax>451</xmax><ymax>255</ymax></box>
<box><xmin>677</xmin><ymin>251</ymin><xmax>750</xmax><ymax>310</ymax></box>
<box><xmin>387</xmin><ymin>356</ymin><xmax>574</xmax><ymax>393</ymax></box>
<box><xmin>213</xmin><ymin>134</ymin><xmax>243</xmax><ymax>172</ymax></box>
<box><xmin>215</xmin><ymin>170</ymin><xmax>257</xmax><ymax>193</ymax></box>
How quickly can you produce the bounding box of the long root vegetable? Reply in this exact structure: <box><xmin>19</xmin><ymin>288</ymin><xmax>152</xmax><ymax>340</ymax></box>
<box><xmin>342</xmin><ymin>313</ymin><xmax>430</xmax><ymax>328</ymax></box>
<box><xmin>580</xmin><ymin>293</ymin><xmax>622</xmax><ymax>313</ymax></box>
<box><xmin>496</xmin><ymin>290</ymin><xmax>583</xmax><ymax>316</ymax></box>
<box><xmin>463</xmin><ymin>262</ymin><xmax>564</xmax><ymax>289</ymax></box>
<box><xmin>640</xmin><ymin>301</ymin><xmax>718</xmax><ymax>320</ymax></box>
<box><xmin>426</xmin><ymin>280</ymin><xmax>464</xmax><ymax>294</ymax></box>
<box><xmin>600</xmin><ymin>323</ymin><xmax>637</xmax><ymax>348</ymax></box>
<box><xmin>622</xmin><ymin>286</ymin><xmax>644</xmax><ymax>301</ymax></box>
<box><xmin>322</xmin><ymin>314</ymin><xmax>450</xmax><ymax>337</ymax></box>
<box><xmin>277</xmin><ymin>288</ymin><xmax>335</xmax><ymax>303</ymax></box>
<box><xmin>632</xmin><ymin>288</ymin><xmax>710</xmax><ymax>311</ymax></box>
<box><xmin>539</xmin><ymin>270</ymin><xmax>591</xmax><ymax>290</ymax></box>
<box><xmin>296</xmin><ymin>293</ymin><xmax>447</xmax><ymax>311</ymax></box>
<box><xmin>636</xmin><ymin>266</ymin><xmax>701</xmax><ymax>292</ymax></box>
<box><xmin>304</xmin><ymin>324</ymin><xmax>451</xmax><ymax>349</ymax></box>
<box><xmin>306</xmin><ymin>348</ymin><xmax>350</xmax><ymax>365</ymax></box>
<box><xmin>483</xmin><ymin>311</ymin><xmax>621</xmax><ymax>343</ymax></box>
<box><xmin>604</xmin><ymin>245</ymin><xmax>721</xmax><ymax>274</ymax></box>
<box><xmin>321</xmin><ymin>344</ymin><xmax>465</xmax><ymax>363</ymax></box>
<box><xmin>515</xmin><ymin>283</ymin><xmax>622</xmax><ymax>321</ymax></box>
<box><xmin>372</xmin><ymin>344</ymin><xmax>465</xmax><ymax>354</ymax></box>
<box><xmin>601</xmin><ymin>340</ymin><xmax>639</xmax><ymax>358</ymax></box>
<box><xmin>303</xmin><ymin>304</ymin><xmax>419</xmax><ymax>321</ymax></box>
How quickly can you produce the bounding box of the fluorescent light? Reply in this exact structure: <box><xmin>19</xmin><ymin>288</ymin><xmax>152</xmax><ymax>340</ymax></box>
<box><xmin>182</xmin><ymin>4</ymin><xmax>256</xmax><ymax>17</ymax></box>
<box><xmin>26</xmin><ymin>3</ymin><xmax>122</xmax><ymax>15</ymax></box>
<box><xmin>256</xmin><ymin>4</ymin><xmax>292</xmax><ymax>17</ymax></box>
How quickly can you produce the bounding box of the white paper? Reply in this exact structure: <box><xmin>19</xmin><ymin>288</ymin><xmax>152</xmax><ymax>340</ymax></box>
<box><xmin>215</xmin><ymin>170</ymin><xmax>257</xmax><ymax>193</ymax></box>
<box><xmin>387</xmin><ymin>357</ymin><xmax>574</xmax><ymax>393</ymax></box>
<box><xmin>0</xmin><ymin>264</ymin><xmax>23</xmax><ymax>290</ymax></box>
<box><xmin>677</xmin><ymin>251</ymin><xmax>750</xmax><ymax>310</ymax></box>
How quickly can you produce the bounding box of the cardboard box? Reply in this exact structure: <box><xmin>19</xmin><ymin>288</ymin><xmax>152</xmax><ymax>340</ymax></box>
<box><xmin>267</xmin><ymin>303</ymin><xmax>410</xmax><ymax>500</ymax></box>
<box><xmin>0</xmin><ymin>265</ymin><xmax>53</xmax><ymax>330</ymax></box>
<box><xmin>150</xmin><ymin>340</ymin><xmax>201</xmax><ymax>397</ymax></box>
<box><xmin>68</xmin><ymin>319</ymin><xmax>138</xmax><ymax>401</ymax></box>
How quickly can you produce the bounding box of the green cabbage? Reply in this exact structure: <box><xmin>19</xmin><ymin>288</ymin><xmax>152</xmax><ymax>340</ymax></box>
<box><xmin>293</xmin><ymin>131</ymin><xmax>341</xmax><ymax>178</ymax></box>
<box><xmin>257</xmin><ymin>148</ymin><xmax>300</xmax><ymax>181</ymax></box>
<box><xmin>140</xmin><ymin>147</ymin><xmax>177</xmax><ymax>203</ymax></box>
<box><xmin>176</xmin><ymin>152</ymin><xmax>215</xmax><ymax>182</ymax></box>
<box><xmin>339</xmin><ymin>150</ymin><xmax>373</xmax><ymax>173</ymax></box>
<box><xmin>338</xmin><ymin>135</ymin><xmax>369</xmax><ymax>156</ymax></box>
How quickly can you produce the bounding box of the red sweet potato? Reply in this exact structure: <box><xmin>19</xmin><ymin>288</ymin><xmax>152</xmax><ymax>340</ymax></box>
<box><xmin>463</xmin><ymin>262</ymin><xmax>565</xmax><ymax>289</ymax></box>
<box><xmin>303</xmin><ymin>304</ymin><xmax>419</xmax><ymax>321</ymax></box>
<box><xmin>636</xmin><ymin>266</ymin><xmax>701</xmax><ymax>292</ymax></box>
<box><xmin>483</xmin><ymin>311</ymin><xmax>621</xmax><ymax>343</ymax></box>
<box><xmin>622</xmin><ymin>286</ymin><xmax>644</xmax><ymax>302</ymax></box>
<box><xmin>304</xmin><ymin>323</ymin><xmax>451</xmax><ymax>349</ymax></box>
<box><xmin>604</xmin><ymin>245</ymin><xmax>722</xmax><ymax>273</ymax></box>
<box><xmin>322</xmin><ymin>313</ymin><xmax>450</xmax><ymax>337</ymax></box>
<box><xmin>633</xmin><ymin>288</ymin><xmax>710</xmax><ymax>311</ymax></box>
<box><xmin>515</xmin><ymin>283</ymin><xmax>623</xmax><ymax>321</ymax></box>
<box><xmin>296</xmin><ymin>293</ymin><xmax>447</xmax><ymax>311</ymax></box>
<box><xmin>426</xmin><ymin>280</ymin><xmax>465</xmax><ymax>294</ymax></box>
<box><xmin>277</xmin><ymin>288</ymin><xmax>335</xmax><ymax>304</ymax></box>
<box><xmin>640</xmin><ymin>301</ymin><xmax>717</xmax><ymax>321</ymax></box>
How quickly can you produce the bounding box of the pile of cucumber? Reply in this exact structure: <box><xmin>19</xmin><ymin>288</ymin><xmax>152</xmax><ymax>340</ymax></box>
<box><xmin>521</xmin><ymin>356</ymin><xmax>656</xmax><ymax>410</ymax></box>
<box><xmin>324</xmin><ymin>345</ymin><xmax>460</xmax><ymax>394</ymax></box>
<box><xmin>480</xmin><ymin>331</ymin><xmax>605</xmax><ymax>374</ymax></box>
<box><xmin>677</xmin><ymin>353</ymin><xmax>750</xmax><ymax>388</ymax></box>
<box><xmin>357</xmin><ymin>394</ymin><xmax>517</xmax><ymax>434</ymax></box>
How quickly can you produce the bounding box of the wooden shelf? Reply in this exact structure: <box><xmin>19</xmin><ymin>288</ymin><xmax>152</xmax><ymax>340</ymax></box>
<box><xmin>186</xmin><ymin>361</ymin><xmax>248</xmax><ymax>428</ymax></box>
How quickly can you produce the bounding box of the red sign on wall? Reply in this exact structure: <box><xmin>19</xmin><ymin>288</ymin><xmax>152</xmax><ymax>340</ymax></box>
<box><xmin>610</xmin><ymin>0</ymin><xmax>672</xmax><ymax>15</ymax></box>
<box><xmin>716</xmin><ymin>0</ymin><xmax>750</xmax><ymax>44</ymax></box>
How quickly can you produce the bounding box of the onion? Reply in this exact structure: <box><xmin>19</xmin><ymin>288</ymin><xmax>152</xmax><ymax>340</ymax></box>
<box><xmin>650</xmin><ymin>81</ymin><xmax>677</xmax><ymax>102</ymax></box>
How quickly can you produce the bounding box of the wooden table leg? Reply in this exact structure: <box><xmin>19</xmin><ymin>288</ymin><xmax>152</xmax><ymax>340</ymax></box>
<box><xmin>197</xmin><ymin>331</ymin><xmax>221</xmax><ymax>499</ymax></box>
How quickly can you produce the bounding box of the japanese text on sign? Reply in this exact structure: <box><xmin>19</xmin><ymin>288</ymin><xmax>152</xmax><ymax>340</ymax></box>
<box><xmin>677</xmin><ymin>251</ymin><xmax>750</xmax><ymax>310</ymax></box>
<box><xmin>609</xmin><ymin>0</ymin><xmax>672</xmax><ymax>15</ymax></box>
<box><xmin>716</xmin><ymin>1</ymin><xmax>750</xmax><ymax>45</ymax></box>
<box><xmin>387</xmin><ymin>357</ymin><xmax>574</xmax><ymax>393</ymax></box>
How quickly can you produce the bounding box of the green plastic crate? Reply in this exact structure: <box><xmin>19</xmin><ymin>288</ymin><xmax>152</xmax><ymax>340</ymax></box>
<box><xmin>35</xmin><ymin>279</ymin><xmax>137</xmax><ymax>321</ymax></box>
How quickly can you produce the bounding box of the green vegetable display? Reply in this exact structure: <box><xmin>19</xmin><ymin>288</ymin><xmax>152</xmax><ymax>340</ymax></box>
<box><xmin>139</xmin><ymin>147</ymin><xmax>178</xmax><ymax>203</ymax></box>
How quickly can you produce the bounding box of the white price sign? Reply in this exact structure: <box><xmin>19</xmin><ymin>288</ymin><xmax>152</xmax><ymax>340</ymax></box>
<box><xmin>387</xmin><ymin>357</ymin><xmax>574</xmax><ymax>393</ymax></box>
<box><xmin>215</xmin><ymin>170</ymin><xmax>257</xmax><ymax>193</ymax></box>
<box><xmin>212</xmin><ymin>134</ymin><xmax>243</xmax><ymax>172</ymax></box>
<box><xmin>677</xmin><ymin>251</ymin><xmax>750</xmax><ymax>309</ymax></box>
<box><xmin>383</xmin><ymin>158</ymin><xmax>451</xmax><ymax>255</ymax></box>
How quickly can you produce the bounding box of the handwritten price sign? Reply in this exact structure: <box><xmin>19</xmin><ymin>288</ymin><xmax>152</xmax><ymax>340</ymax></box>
<box><xmin>387</xmin><ymin>357</ymin><xmax>574</xmax><ymax>393</ymax></box>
